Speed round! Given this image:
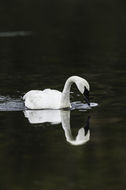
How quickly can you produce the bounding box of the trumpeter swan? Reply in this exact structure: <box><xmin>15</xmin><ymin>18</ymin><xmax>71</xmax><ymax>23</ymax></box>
<box><xmin>23</xmin><ymin>76</ymin><xmax>90</xmax><ymax>109</ymax></box>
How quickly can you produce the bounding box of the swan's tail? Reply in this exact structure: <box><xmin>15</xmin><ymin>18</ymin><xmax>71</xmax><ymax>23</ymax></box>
<box><xmin>22</xmin><ymin>94</ymin><xmax>26</xmax><ymax>100</ymax></box>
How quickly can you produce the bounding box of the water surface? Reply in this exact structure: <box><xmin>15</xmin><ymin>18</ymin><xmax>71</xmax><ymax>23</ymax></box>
<box><xmin>0</xmin><ymin>0</ymin><xmax>126</xmax><ymax>190</ymax></box>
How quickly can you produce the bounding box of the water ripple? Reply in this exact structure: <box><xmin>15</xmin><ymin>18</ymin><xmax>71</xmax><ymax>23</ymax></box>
<box><xmin>71</xmin><ymin>101</ymin><xmax>98</xmax><ymax>111</ymax></box>
<box><xmin>0</xmin><ymin>31</ymin><xmax>32</xmax><ymax>38</ymax></box>
<box><xmin>0</xmin><ymin>96</ymin><xmax>98</xmax><ymax>111</ymax></box>
<box><xmin>0</xmin><ymin>96</ymin><xmax>25</xmax><ymax>111</ymax></box>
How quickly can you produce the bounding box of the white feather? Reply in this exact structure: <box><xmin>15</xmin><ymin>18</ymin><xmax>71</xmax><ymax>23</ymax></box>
<box><xmin>23</xmin><ymin>89</ymin><xmax>62</xmax><ymax>109</ymax></box>
<box><xmin>23</xmin><ymin>76</ymin><xmax>90</xmax><ymax>109</ymax></box>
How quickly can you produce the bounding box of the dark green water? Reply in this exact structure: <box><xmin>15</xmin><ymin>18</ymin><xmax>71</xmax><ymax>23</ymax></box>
<box><xmin>0</xmin><ymin>0</ymin><xmax>126</xmax><ymax>190</ymax></box>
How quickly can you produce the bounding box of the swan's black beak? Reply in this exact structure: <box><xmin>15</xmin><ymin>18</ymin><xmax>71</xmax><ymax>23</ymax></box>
<box><xmin>84</xmin><ymin>87</ymin><xmax>90</xmax><ymax>106</ymax></box>
<box><xmin>84</xmin><ymin>116</ymin><xmax>90</xmax><ymax>135</ymax></box>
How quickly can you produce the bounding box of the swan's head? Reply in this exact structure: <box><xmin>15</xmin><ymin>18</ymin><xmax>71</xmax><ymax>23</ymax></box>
<box><xmin>74</xmin><ymin>76</ymin><xmax>90</xmax><ymax>106</ymax></box>
<box><xmin>67</xmin><ymin>128</ymin><xmax>90</xmax><ymax>146</ymax></box>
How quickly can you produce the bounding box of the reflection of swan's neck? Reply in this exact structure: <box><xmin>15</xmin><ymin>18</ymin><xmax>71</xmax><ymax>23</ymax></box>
<box><xmin>60</xmin><ymin>111</ymin><xmax>72</xmax><ymax>140</ymax></box>
<box><xmin>61</xmin><ymin>111</ymin><xmax>90</xmax><ymax>146</ymax></box>
<box><xmin>60</xmin><ymin>77</ymin><xmax>74</xmax><ymax>108</ymax></box>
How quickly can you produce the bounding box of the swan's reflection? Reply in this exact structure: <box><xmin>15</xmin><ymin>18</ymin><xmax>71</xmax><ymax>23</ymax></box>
<box><xmin>24</xmin><ymin>110</ymin><xmax>90</xmax><ymax>146</ymax></box>
<box><xmin>24</xmin><ymin>110</ymin><xmax>61</xmax><ymax>124</ymax></box>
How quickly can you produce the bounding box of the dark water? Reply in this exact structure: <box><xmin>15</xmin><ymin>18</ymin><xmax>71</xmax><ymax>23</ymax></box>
<box><xmin>0</xmin><ymin>0</ymin><xmax>126</xmax><ymax>190</ymax></box>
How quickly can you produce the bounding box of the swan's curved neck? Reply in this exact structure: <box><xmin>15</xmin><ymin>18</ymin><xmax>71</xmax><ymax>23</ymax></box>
<box><xmin>60</xmin><ymin>111</ymin><xmax>73</xmax><ymax>141</ymax></box>
<box><xmin>60</xmin><ymin>77</ymin><xmax>74</xmax><ymax>108</ymax></box>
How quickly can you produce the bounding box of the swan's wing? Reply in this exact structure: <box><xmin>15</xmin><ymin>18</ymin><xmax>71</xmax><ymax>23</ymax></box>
<box><xmin>23</xmin><ymin>90</ymin><xmax>45</xmax><ymax>109</ymax></box>
<box><xmin>23</xmin><ymin>90</ymin><xmax>43</xmax><ymax>100</ymax></box>
<box><xmin>23</xmin><ymin>89</ymin><xmax>62</xmax><ymax>109</ymax></box>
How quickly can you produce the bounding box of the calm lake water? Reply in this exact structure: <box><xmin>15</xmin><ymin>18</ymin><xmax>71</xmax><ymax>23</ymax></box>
<box><xmin>0</xmin><ymin>0</ymin><xmax>126</xmax><ymax>190</ymax></box>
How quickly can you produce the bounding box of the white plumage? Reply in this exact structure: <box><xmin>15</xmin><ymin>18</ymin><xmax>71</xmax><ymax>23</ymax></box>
<box><xmin>23</xmin><ymin>89</ymin><xmax>62</xmax><ymax>109</ymax></box>
<box><xmin>23</xmin><ymin>76</ymin><xmax>90</xmax><ymax>109</ymax></box>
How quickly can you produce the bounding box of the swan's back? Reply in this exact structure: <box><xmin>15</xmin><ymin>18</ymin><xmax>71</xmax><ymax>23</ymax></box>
<box><xmin>23</xmin><ymin>89</ymin><xmax>62</xmax><ymax>109</ymax></box>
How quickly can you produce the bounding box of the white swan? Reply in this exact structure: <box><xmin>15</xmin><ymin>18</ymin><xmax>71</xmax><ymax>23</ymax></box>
<box><xmin>23</xmin><ymin>76</ymin><xmax>90</xmax><ymax>109</ymax></box>
<box><xmin>24</xmin><ymin>109</ymin><xmax>90</xmax><ymax>146</ymax></box>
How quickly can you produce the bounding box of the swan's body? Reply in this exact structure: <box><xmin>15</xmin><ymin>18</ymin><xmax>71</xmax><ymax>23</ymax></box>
<box><xmin>23</xmin><ymin>89</ymin><xmax>62</xmax><ymax>109</ymax></box>
<box><xmin>23</xmin><ymin>76</ymin><xmax>90</xmax><ymax>109</ymax></box>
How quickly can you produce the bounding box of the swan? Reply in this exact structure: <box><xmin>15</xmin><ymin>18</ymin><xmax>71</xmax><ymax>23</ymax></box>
<box><xmin>23</xmin><ymin>76</ymin><xmax>90</xmax><ymax>109</ymax></box>
<box><xmin>24</xmin><ymin>109</ymin><xmax>90</xmax><ymax>146</ymax></box>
